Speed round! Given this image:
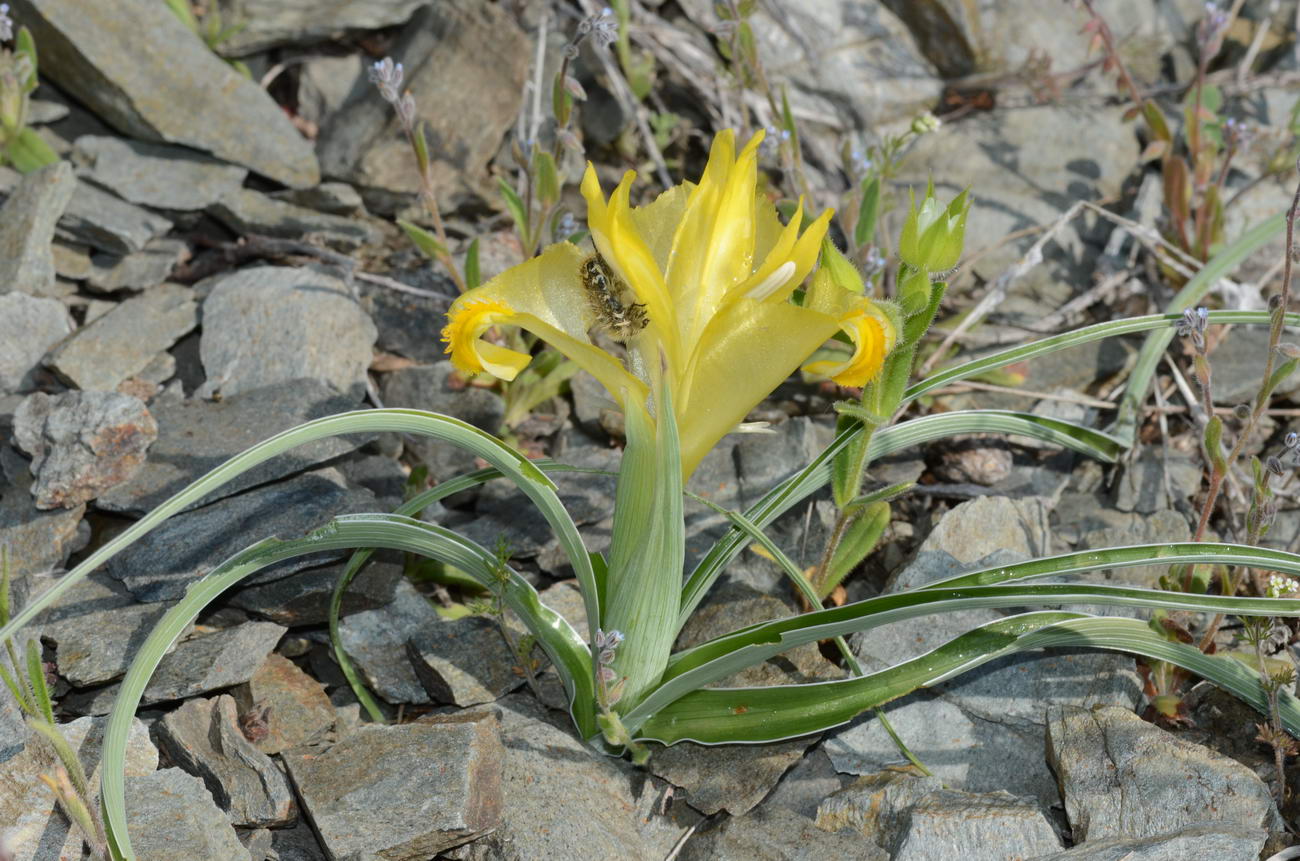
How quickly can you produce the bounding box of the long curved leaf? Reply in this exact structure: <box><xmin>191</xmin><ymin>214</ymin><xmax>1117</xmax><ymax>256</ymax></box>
<box><xmin>102</xmin><ymin>513</ymin><xmax>592</xmax><ymax>860</ymax></box>
<box><xmin>0</xmin><ymin>410</ymin><xmax>599</xmax><ymax>654</ymax></box>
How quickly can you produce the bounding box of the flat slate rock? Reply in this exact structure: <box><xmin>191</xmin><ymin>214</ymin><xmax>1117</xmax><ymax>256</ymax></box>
<box><xmin>1047</xmin><ymin>704</ymin><xmax>1282</xmax><ymax>842</ymax></box>
<box><xmin>198</xmin><ymin>265</ymin><xmax>377</xmax><ymax>400</ymax></box>
<box><xmin>1033</xmin><ymin>823</ymin><xmax>1267</xmax><ymax>860</ymax></box>
<box><xmin>74</xmin><ymin>134</ymin><xmax>248</xmax><ymax>210</ymax></box>
<box><xmin>47</xmin><ymin>282</ymin><xmax>197</xmax><ymax>391</ymax></box>
<box><xmin>888</xmin><ymin>788</ymin><xmax>1061</xmax><ymax>860</ymax></box>
<box><xmin>0</xmin><ymin>716</ymin><xmax>157</xmax><ymax>861</ymax></box>
<box><xmin>86</xmin><ymin>237</ymin><xmax>188</xmax><ymax>293</ymax></box>
<box><xmin>357</xmin><ymin>277</ymin><xmax>456</xmax><ymax>364</ymax></box>
<box><xmin>407</xmin><ymin>614</ymin><xmax>526</xmax><ymax>707</ymax></box>
<box><xmin>337</xmin><ymin>578</ymin><xmax>441</xmax><ymax>705</ymax></box>
<box><xmin>121</xmin><ymin>768</ymin><xmax>252</xmax><ymax>861</ymax></box>
<box><xmin>156</xmin><ymin>694</ymin><xmax>295</xmax><ymax>828</ymax></box>
<box><xmin>283</xmin><ymin>714</ymin><xmax>503</xmax><ymax>860</ymax></box>
<box><xmin>96</xmin><ymin>378</ymin><xmax>369</xmax><ymax>515</ymax></box>
<box><xmin>10</xmin><ymin>0</ymin><xmax>318</xmax><ymax>188</ymax></box>
<box><xmin>0</xmin><ymin>446</ymin><xmax>87</xmax><ymax>581</ymax></box>
<box><xmin>679</xmin><ymin>806</ymin><xmax>880</xmax><ymax>861</ymax></box>
<box><xmin>13</xmin><ymin>390</ymin><xmax>157</xmax><ymax>509</ymax></box>
<box><xmin>217</xmin><ymin>0</ymin><xmax>424</xmax><ymax>53</ymax></box>
<box><xmin>228</xmin><ymin>557</ymin><xmax>404</xmax><ymax>627</ymax></box>
<box><xmin>0</xmin><ymin>292</ymin><xmax>73</xmax><ymax>393</ymax></box>
<box><xmin>0</xmin><ymin>161</ymin><xmax>75</xmax><ymax>298</ymax></box>
<box><xmin>47</xmin><ymin>599</ymin><xmax>180</xmax><ymax>686</ymax></box>
<box><xmin>209</xmin><ymin>187</ymin><xmax>382</xmax><ymax>250</ymax></box>
<box><xmin>105</xmin><ymin>468</ymin><xmax>380</xmax><ymax>602</ymax></box>
<box><xmin>379</xmin><ymin>362</ymin><xmax>505</xmax><ymax>482</ymax></box>
<box><xmin>141</xmin><ymin>621</ymin><xmax>286</xmax><ymax>705</ymax></box>
<box><xmin>231</xmin><ymin>652</ymin><xmax>335</xmax><ymax>755</ymax></box>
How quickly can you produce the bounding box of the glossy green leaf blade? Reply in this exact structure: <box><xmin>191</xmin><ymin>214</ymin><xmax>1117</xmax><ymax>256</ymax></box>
<box><xmin>633</xmin><ymin>613</ymin><xmax>1300</xmax><ymax>745</ymax></box>
<box><xmin>102</xmin><ymin>514</ymin><xmax>592</xmax><ymax>860</ymax></box>
<box><xmin>906</xmin><ymin>310</ymin><xmax>1300</xmax><ymax>404</ymax></box>
<box><xmin>0</xmin><ymin>410</ymin><xmax>599</xmax><ymax>665</ymax></box>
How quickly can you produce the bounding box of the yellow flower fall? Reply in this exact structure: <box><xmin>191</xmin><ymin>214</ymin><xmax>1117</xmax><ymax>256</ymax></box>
<box><xmin>441</xmin><ymin>130</ymin><xmax>896</xmax><ymax>477</ymax></box>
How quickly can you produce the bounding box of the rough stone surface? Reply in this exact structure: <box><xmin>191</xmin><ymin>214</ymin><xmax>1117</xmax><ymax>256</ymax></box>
<box><xmin>0</xmin><ymin>447</ymin><xmax>87</xmax><ymax>582</ymax></box>
<box><xmin>216</xmin><ymin>0</ymin><xmax>425</xmax><ymax>53</ymax></box>
<box><xmin>0</xmin><ymin>161</ymin><xmax>76</xmax><ymax>298</ymax></box>
<box><xmin>85</xmin><ymin>237</ymin><xmax>188</xmax><ymax>293</ymax></box>
<box><xmin>1047</xmin><ymin>704</ymin><xmax>1282</xmax><ymax>842</ymax></box>
<box><xmin>408</xmin><ymin>614</ymin><xmax>526</xmax><ymax>707</ymax></box>
<box><xmin>0</xmin><ymin>716</ymin><xmax>157</xmax><ymax>860</ymax></box>
<box><xmin>229</xmin><ymin>558</ymin><xmax>404</xmax><ymax>627</ymax></box>
<box><xmin>96</xmin><ymin>379</ymin><xmax>368</xmax><ymax>514</ymax></box>
<box><xmin>155</xmin><ymin>695</ymin><xmax>295</xmax><ymax>827</ymax></box>
<box><xmin>209</xmin><ymin>187</ymin><xmax>382</xmax><ymax>250</ymax></box>
<box><xmin>815</xmin><ymin>770</ymin><xmax>942</xmax><ymax>844</ymax></box>
<box><xmin>275</xmin><ymin>181</ymin><xmax>365</xmax><ymax>216</ymax></box>
<box><xmin>269</xmin><ymin>821</ymin><xmax>329</xmax><ymax>861</ymax></box>
<box><xmin>450</xmin><ymin>694</ymin><xmax>692</xmax><ymax>860</ymax></box>
<box><xmin>679</xmin><ymin>806</ymin><xmax>881</xmax><ymax>861</ymax></box>
<box><xmin>317</xmin><ymin>1</ymin><xmax>528</xmax><ymax>211</ymax></box>
<box><xmin>121</xmin><ymin>768</ymin><xmax>253</xmax><ymax>861</ymax></box>
<box><xmin>58</xmin><ymin>176</ymin><xmax>175</xmax><ymax>254</ymax></box>
<box><xmin>10</xmin><ymin>0</ymin><xmax>318</xmax><ymax>187</ymax></box>
<box><xmin>47</xmin><ymin>283</ymin><xmax>197</xmax><ymax>390</ymax></box>
<box><xmin>231</xmin><ymin>653</ymin><xmax>335</xmax><ymax>755</ymax></box>
<box><xmin>47</xmin><ymin>599</ymin><xmax>179</xmax><ymax>686</ymax></box>
<box><xmin>283</xmin><ymin>714</ymin><xmax>503</xmax><ymax>860</ymax></box>
<box><xmin>144</xmin><ymin>621</ymin><xmax>287</xmax><ymax>705</ymax></box>
<box><xmin>74</xmin><ymin>134</ymin><xmax>248</xmax><ymax>210</ymax></box>
<box><xmin>357</xmin><ymin>277</ymin><xmax>457</xmax><ymax>364</ymax></box>
<box><xmin>379</xmin><ymin>362</ymin><xmax>505</xmax><ymax>481</ymax></box>
<box><xmin>198</xmin><ymin>266</ymin><xmax>377</xmax><ymax>399</ymax></box>
<box><xmin>13</xmin><ymin>390</ymin><xmax>157</xmax><ymax>509</ymax></box>
<box><xmin>0</xmin><ymin>292</ymin><xmax>74</xmax><ymax>393</ymax></box>
<box><xmin>888</xmin><ymin>788</ymin><xmax>1061</xmax><ymax>860</ymax></box>
<box><xmin>1033</xmin><ymin>823</ymin><xmax>1267</xmax><ymax>860</ymax></box>
<box><xmin>337</xmin><ymin>578</ymin><xmax>441</xmax><ymax>705</ymax></box>
<box><xmin>105</xmin><ymin>468</ymin><xmax>379</xmax><ymax>602</ymax></box>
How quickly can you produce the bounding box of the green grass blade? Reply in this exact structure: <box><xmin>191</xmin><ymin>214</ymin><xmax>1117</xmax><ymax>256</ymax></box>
<box><xmin>101</xmin><ymin>514</ymin><xmax>592</xmax><ymax>860</ymax></box>
<box><xmin>28</xmin><ymin>718</ymin><xmax>94</xmax><ymax>803</ymax></box>
<box><xmin>906</xmin><ymin>309</ymin><xmax>1300</xmax><ymax>404</ymax></box>
<box><xmin>0</xmin><ymin>410</ymin><xmax>600</xmax><ymax>663</ymax></box>
<box><xmin>1110</xmin><ymin>214</ymin><xmax>1285</xmax><ymax>445</ymax></box>
<box><xmin>25</xmin><ymin>637</ymin><xmax>53</xmax><ymax>724</ymax></box>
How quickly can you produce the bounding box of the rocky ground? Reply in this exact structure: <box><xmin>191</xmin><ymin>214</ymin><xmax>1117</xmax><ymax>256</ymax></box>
<box><xmin>1</xmin><ymin>0</ymin><xmax>1300</xmax><ymax>859</ymax></box>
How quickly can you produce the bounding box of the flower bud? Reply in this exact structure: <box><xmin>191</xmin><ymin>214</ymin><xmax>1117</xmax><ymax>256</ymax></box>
<box><xmin>898</xmin><ymin>183</ymin><xmax>970</xmax><ymax>272</ymax></box>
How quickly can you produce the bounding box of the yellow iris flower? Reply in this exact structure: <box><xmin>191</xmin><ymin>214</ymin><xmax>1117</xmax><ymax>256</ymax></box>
<box><xmin>442</xmin><ymin>130</ymin><xmax>897</xmax><ymax>477</ymax></box>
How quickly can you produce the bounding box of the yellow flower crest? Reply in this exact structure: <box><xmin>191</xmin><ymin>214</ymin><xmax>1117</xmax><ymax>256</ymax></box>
<box><xmin>440</xmin><ymin>129</ymin><xmax>898</xmax><ymax>476</ymax></box>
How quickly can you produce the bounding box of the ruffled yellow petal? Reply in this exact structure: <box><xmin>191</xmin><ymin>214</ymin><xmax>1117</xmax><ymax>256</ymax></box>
<box><xmin>441</xmin><ymin>297</ymin><xmax>531</xmax><ymax>379</ymax></box>
<box><xmin>802</xmin><ymin>302</ymin><xmax>897</xmax><ymax>387</ymax></box>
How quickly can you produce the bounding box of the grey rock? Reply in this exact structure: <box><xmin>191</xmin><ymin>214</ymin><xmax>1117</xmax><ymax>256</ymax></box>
<box><xmin>96</xmin><ymin>379</ymin><xmax>368</xmax><ymax>515</ymax></box>
<box><xmin>231</xmin><ymin>652</ymin><xmax>335</xmax><ymax>755</ymax></box>
<box><xmin>283</xmin><ymin>714</ymin><xmax>503</xmax><ymax>860</ymax></box>
<box><xmin>734</xmin><ymin>416</ymin><xmax>832</xmax><ymax>508</ymax></box>
<box><xmin>1047</xmin><ymin>704</ymin><xmax>1282</xmax><ymax>841</ymax></box>
<box><xmin>357</xmin><ymin>276</ymin><xmax>456</xmax><ymax>364</ymax></box>
<box><xmin>1204</xmin><ymin>325</ymin><xmax>1300</xmax><ymax>405</ymax></box>
<box><xmin>47</xmin><ymin>600</ymin><xmax>179</xmax><ymax>686</ymax></box>
<box><xmin>58</xmin><ymin>176</ymin><xmax>175</xmax><ymax>254</ymax></box>
<box><xmin>241</xmin><ymin>827</ymin><xmax>275</xmax><ymax>861</ymax></box>
<box><xmin>48</xmin><ymin>283</ymin><xmax>198</xmax><ymax>390</ymax></box>
<box><xmin>0</xmin><ymin>651</ymin><xmax>24</xmax><ymax>765</ymax></box>
<box><xmin>408</xmin><ymin>614</ymin><xmax>526</xmax><ymax>706</ymax></box>
<box><xmin>0</xmin><ymin>292</ymin><xmax>73</xmax><ymax>393</ymax></box>
<box><xmin>888</xmin><ymin>788</ymin><xmax>1061</xmax><ymax>861</ymax></box>
<box><xmin>336</xmin><ymin>452</ymin><xmax>407</xmax><ymax>509</ymax></box>
<box><xmin>0</xmin><ymin>160</ymin><xmax>75</xmax><ymax>297</ymax></box>
<box><xmin>198</xmin><ymin>266</ymin><xmax>377</xmax><ymax>399</ymax></box>
<box><xmin>274</xmin><ymin>181</ymin><xmax>365</xmax><ymax>216</ymax></box>
<box><xmin>105</xmin><ymin>469</ymin><xmax>381</xmax><ymax>602</ymax></box>
<box><xmin>13</xmin><ymin>390</ymin><xmax>157</xmax><ymax>509</ymax></box>
<box><xmin>26</xmin><ymin>98</ymin><xmax>70</xmax><ymax>125</ymax></box>
<box><xmin>379</xmin><ymin>362</ymin><xmax>505</xmax><ymax>481</ymax></box>
<box><xmin>122</xmin><ymin>768</ymin><xmax>252</xmax><ymax>861</ymax></box>
<box><xmin>144</xmin><ymin>621</ymin><xmax>286</xmax><ymax>704</ymax></box>
<box><xmin>269</xmin><ymin>821</ymin><xmax>329</xmax><ymax>861</ymax></box>
<box><xmin>1112</xmin><ymin>449</ymin><xmax>1202</xmax><ymax>514</ymax></box>
<box><xmin>0</xmin><ymin>715</ymin><xmax>157</xmax><ymax>860</ymax></box>
<box><xmin>337</xmin><ymin>578</ymin><xmax>441</xmax><ymax>705</ymax></box>
<box><xmin>1031</xmin><ymin>822</ymin><xmax>1266</xmax><ymax>860</ymax></box>
<box><xmin>74</xmin><ymin>134</ymin><xmax>248</xmax><ymax>211</ymax></box>
<box><xmin>757</xmin><ymin>746</ymin><xmax>848</xmax><ymax>820</ymax></box>
<box><xmin>86</xmin><ymin>237</ymin><xmax>188</xmax><ymax>293</ymax></box>
<box><xmin>156</xmin><ymin>695</ymin><xmax>295</xmax><ymax>827</ymax></box>
<box><xmin>679</xmin><ymin>806</ymin><xmax>879</xmax><ymax>861</ymax></box>
<box><xmin>9</xmin><ymin>0</ymin><xmax>318</xmax><ymax>188</ymax></box>
<box><xmin>209</xmin><ymin>188</ymin><xmax>382</xmax><ymax>250</ymax></box>
<box><xmin>296</xmin><ymin>53</ymin><xmax>365</xmax><ymax>129</ymax></box>
<box><xmin>0</xmin><ymin>447</ymin><xmax>87</xmax><ymax>581</ymax></box>
<box><xmin>815</xmin><ymin>770</ymin><xmax>943</xmax><ymax>844</ymax></box>
<box><xmin>217</xmin><ymin>0</ymin><xmax>425</xmax><ymax>54</ymax></box>
<box><xmin>317</xmin><ymin>2</ymin><xmax>528</xmax><ymax>212</ymax></box>
<box><xmin>228</xmin><ymin>558</ymin><xmax>404</xmax><ymax>627</ymax></box>
<box><xmin>450</xmin><ymin>694</ymin><xmax>691</xmax><ymax>861</ymax></box>
<box><xmin>51</xmin><ymin>241</ymin><xmax>93</xmax><ymax>280</ymax></box>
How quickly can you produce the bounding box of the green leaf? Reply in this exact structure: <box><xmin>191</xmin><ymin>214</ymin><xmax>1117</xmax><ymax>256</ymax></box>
<box><xmin>28</xmin><ymin>718</ymin><xmax>94</xmax><ymax>803</ymax></box>
<box><xmin>25</xmin><ymin>637</ymin><xmax>53</xmax><ymax>725</ymax></box>
<box><xmin>413</xmin><ymin>121</ymin><xmax>431</xmax><ymax>179</ymax></box>
<box><xmin>397</xmin><ymin>219</ymin><xmax>447</xmax><ymax>261</ymax></box>
<box><xmin>15</xmin><ymin>27</ymin><xmax>39</xmax><ymax>89</ymax></box>
<box><xmin>1204</xmin><ymin>415</ymin><xmax>1225</xmax><ymax>473</ymax></box>
<box><xmin>854</xmin><ymin>175</ymin><xmax>880</xmax><ymax>249</ymax></box>
<box><xmin>819</xmin><ymin>238</ymin><xmax>864</xmax><ymax>294</ymax></box>
<box><xmin>822</xmin><ymin>502</ymin><xmax>889</xmax><ymax>598</ymax></box>
<box><xmin>1260</xmin><ymin>357</ymin><xmax>1299</xmax><ymax>404</ymax></box>
<box><xmin>552</xmin><ymin>69</ymin><xmax>573</xmax><ymax>127</ymax></box>
<box><xmin>5</xmin><ymin>129</ymin><xmax>60</xmax><ymax>173</ymax></box>
<box><xmin>464</xmin><ymin>237</ymin><xmax>481</xmax><ymax>291</ymax></box>
<box><xmin>534</xmin><ymin>150</ymin><xmax>560</xmax><ymax>209</ymax></box>
<box><xmin>498</xmin><ymin>177</ymin><xmax>529</xmax><ymax>237</ymax></box>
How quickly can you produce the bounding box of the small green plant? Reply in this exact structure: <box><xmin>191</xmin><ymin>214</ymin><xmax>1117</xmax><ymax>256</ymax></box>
<box><xmin>0</xmin><ymin>5</ymin><xmax>58</xmax><ymax>172</ymax></box>
<box><xmin>0</xmin><ymin>548</ymin><xmax>109</xmax><ymax>860</ymax></box>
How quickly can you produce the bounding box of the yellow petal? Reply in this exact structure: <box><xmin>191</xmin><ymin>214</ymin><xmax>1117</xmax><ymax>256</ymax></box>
<box><xmin>802</xmin><ymin>303</ymin><xmax>897</xmax><ymax>387</ymax></box>
<box><xmin>441</xmin><ymin>242</ymin><xmax>647</xmax><ymax>405</ymax></box>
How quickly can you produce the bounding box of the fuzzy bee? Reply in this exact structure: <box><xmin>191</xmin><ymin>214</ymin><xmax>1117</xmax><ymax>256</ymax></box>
<box><xmin>579</xmin><ymin>254</ymin><xmax>648</xmax><ymax>341</ymax></box>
